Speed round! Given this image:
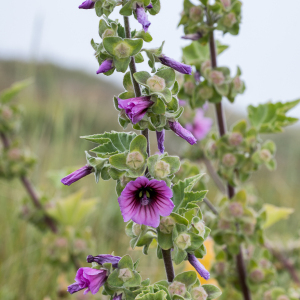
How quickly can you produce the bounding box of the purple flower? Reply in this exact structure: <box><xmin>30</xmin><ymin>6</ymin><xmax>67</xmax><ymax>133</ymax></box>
<box><xmin>158</xmin><ymin>55</ymin><xmax>192</xmax><ymax>75</ymax></box>
<box><xmin>146</xmin><ymin>3</ymin><xmax>153</xmax><ymax>9</ymax></box>
<box><xmin>136</xmin><ymin>4</ymin><xmax>151</xmax><ymax>32</ymax></box>
<box><xmin>118</xmin><ymin>177</ymin><xmax>174</xmax><ymax>227</ymax></box>
<box><xmin>97</xmin><ymin>60</ymin><xmax>114</xmax><ymax>74</ymax></box>
<box><xmin>79</xmin><ymin>0</ymin><xmax>95</xmax><ymax>9</ymax></box>
<box><xmin>181</xmin><ymin>32</ymin><xmax>203</xmax><ymax>41</ymax></box>
<box><xmin>113</xmin><ymin>294</ymin><xmax>123</xmax><ymax>300</ymax></box>
<box><xmin>67</xmin><ymin>267</ymin><xmax>107</xmax><ymax>295</ymax></box>
<box><xmin>118</xmin><ymin>96</ymin><xmax>153</xmax><ymax>124</ymax></box>
<box><xmin>179</xmin><ymin>99</ymin><xmax>187</xmax><ymax>106</ymax></box>
<box><xmin>168</xmin><ymin>121</ymin><xmax>197</xmax><ymax>145</ymax></box>
<box><xmin>61</xmin><ymin>165</ymin><xmax>93</xmax><ymax>186</ymax></box>
<box><xmin>194</xmin><ymin>71</ymin><xmax>201</xmax><ymax>83</ymax></box>
<box><xmin>87</xmin><ymin>254</ymin><xmax>121</xmax><ymax>268</ymax></box>
<box><xmin>156</xmin><ymin>130</ymin><xmax>165</xmax><ymax>154</ymax></box>
<box><xmin>185</xmin><ymin>109</ymin><xmax>212</xmax><ymax>141</ymax></box>
<box><xmin>188</xmin><ymin>253</ymin><xmax>210</xmax><ymax>280</ymax></box>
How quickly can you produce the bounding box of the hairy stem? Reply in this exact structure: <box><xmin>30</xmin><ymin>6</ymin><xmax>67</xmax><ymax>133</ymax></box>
<box><xmin>0</xmin><ymin>132</ymin><xmax>58</xmax><ymax>233</ymax></box>
<box><xmin>162</xmin><ymin>249</ymin><xmax>175</xmax><ymax>282</ymax></box>
<box><xmin>208</xmin><ymin>30</ymin><xmax>252</xmax><ymax>300</ymax></box>
<box><xmin>123</xmin><ymin>14</ymin><xmax>174</xmax><ymax>281</ymax></box>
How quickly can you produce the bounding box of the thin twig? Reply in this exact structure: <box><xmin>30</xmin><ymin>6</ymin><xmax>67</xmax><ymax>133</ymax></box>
<box><xmin>203</xmin><ymin>198</ymin><xmax>218</xmax><ymax>215</ymax></box>
<box><xmin>208</xmin><ymin>29</ymin><xmax>252</xmax><ymax>300</ymax></box>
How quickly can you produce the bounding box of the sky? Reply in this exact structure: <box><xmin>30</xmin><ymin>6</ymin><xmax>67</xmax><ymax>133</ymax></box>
<box><xmin>1</xmin><ymin>0</ymin><xmax>300</xmax><ymax>116</ymax></box>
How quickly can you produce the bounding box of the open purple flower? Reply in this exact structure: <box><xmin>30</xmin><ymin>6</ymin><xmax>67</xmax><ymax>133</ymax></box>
<box><xmin>188</xmin><ymin>253</ymin><xmax>210</xmax><ymax>280</ymax></box>
<box><xmin>118</xmin><ymin>177</ymin><xmax>174</xmax><ymax>227</ymax></box>
<box><xmin>136</xmin><ymin>4</ymin><xmax>151</xmax><ymax>32</ymax></box>
<box><xmin>79</xmin><ymin>0</ymin><xmax>95</xmax><ymax>9</ymax></box>
<box><xmin>158</xmin><ymin>55</ymin><xmax>192</xmax><ymax>75</ymax></box>
<box><xmin>87</xmin><ymin>254</ymin><xmax>121</xmax><ymax>268</ymax></box>
<box><xmin>97</xmin><ymin>60</ymin><xmax>114</xmax><ymax>74</ymax></box>
<box><xmin>61</xmin><ymin>165</ymin><xmax>93</xmax><ymax>186</ymax></box>
<box><xmin>118</xmin><ymin>96</ymin><xmax>153</xmax><ymax>124</ymax></box>
<box><xmin>156</xmin><ymin>130</ymin><xmax>165</xmax><ymax>154</ymax></box>
<box><xmin>67</xmin><ymin>267</ymin><xmax>107</xmax><ymax>295</ymax></box>
<box><xmin>168</xmin><ymin>121</ymin><xmax>197</xmax><ymax>145</ymax></box>
<box><xmin>185</xmin><ymin>109</ymin><xmax>212</xmax><ymax>141</ymax></box>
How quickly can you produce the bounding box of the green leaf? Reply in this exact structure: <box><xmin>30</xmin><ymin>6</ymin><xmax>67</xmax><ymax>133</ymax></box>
<box><xmin>109</xmin><ymin>152</ymin><xmax>128</xmax><ymax>170</ymax></box>
<box><xmin>157</xmin><ymin>230</ymin><xmax>173</xmax><ymax>250</ymax></box>
<box><xmin>155</xmin><ymin>88</ymin><xmax>172</xmax><ymax>103</ymax></box>
<box><xmin>135</xmin><ymin>52</ymin><xmax>144</xmax><ymax>63</ymax></box>
<box><xmin>202</xmin><ymin>284</ymin><xmax>222</xmax><ymax>300</ymax></box>
<box><xmin>155</xmin><ymin>68</ymin><xmax>176</xmax><ymax>88</ymax></box>
<box><xmin>113</xmin><ymin>57</ymin><xmax>131</xmax><ymax>73</ymax></box>
<box><xmin>134</xmin><ymin>71</ymin><xmax>152</xmax><ymax>86</ymax></box>
<box><xmin>174</xmin><ymin>271</ymin><xmax>197</xmax><ymax>288</ymax></box>
<box><xmin>118</xmin><ymin>255</ymin><xmax>134</xmax><ymax>269</ymax></box>
<box><xmin>130</xmin><ymin>135</ymin><xmax>148</xmax><ymax>155</ymax></box>
<box><xmin>148</xmin><ymin>0</ymin><xmax>161</xmax><ymax>15</ymax></box>
<box><xmin>123</xmin><ymin>71</ymin><xmax>134</xmax><ymax>92</ymax></box>
<box><xmin>136</xmin><ymin>290</ymin><xmax>167</xmax><ymax>300</ymax></box>
<box><xmin>152</xmin><ymin>97</ymin><xmax>166</xmax><ymax>114</ymax></box>
<box><xmin>263</xmin><ymin>204</ymin><xmax>294</xmax><ymax>229</ymax></box>
<box><xmin>0</xmin><ymin>78</ymin><xmax>33</xmax><ymax>103</ymax></box>
<box><xmin>134</xmin><ymin>30</ymin><xmax>153</xmax><ymax>42</ymax></box>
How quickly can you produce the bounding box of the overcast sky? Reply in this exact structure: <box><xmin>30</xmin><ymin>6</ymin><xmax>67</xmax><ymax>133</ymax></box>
<box><xmin>1</xmin><ymin>0</ymin><xmax>300</xmax><ymax>116</ymax></box>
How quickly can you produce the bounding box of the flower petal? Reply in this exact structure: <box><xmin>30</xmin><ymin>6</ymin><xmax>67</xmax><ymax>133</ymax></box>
<box><xmin>132</xmin><ymin>203</ymin><xmax>160</xmax><ymax>227</ymax></box>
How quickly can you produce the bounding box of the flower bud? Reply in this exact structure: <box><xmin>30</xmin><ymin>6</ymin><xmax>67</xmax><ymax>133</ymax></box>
<box><xmin>229</xmin><ymin>132</ymin><xmax>243</xmax><ymax>146</ymax></box>
<box><xmin>189</xmin><ymin>6</ymin><xmax>202</xmax><ymax>22</ymax></box>
<box><xmin>114</xmin><ymin>42</ymin><xmax>131</xmax><ymax>59</ymax></box>
<box><xmin>277</xmin><ymin>296</ymin><xmax>289</xmax><ymax>300</ymax></box>
<box><xmin>222</xmin><ymin>153</ymin><xmax>237</xmax><ymax>167</ymax></box>
<box><xmin>249</xmin><ymin>268</ymin><xmax>264</xmax><ymax>283</ymax></box>
<box><xmin>132</xmin><ymin>222</ymin><xmax>142</xmax><ymax>236</ymax></box>
<box><xmin>242</xmin><ymin>222</ymin><xmax>255</xmax><ymax>235</ymax></box>
<box><xmin>102</xmin><ymin>29</ymin><xmax>115</xmax><ymax>38</ymax></box>
<box><xmin>168</xmin><ymin>281</ymin><xmax>186</xmax><ymax>297</ymax></box>
<box><xmin>191</xmin><ymin>286</ymin><xmax>208</xmax><ymax>300</ymax></box>
<box><xmin>8</xmin><ymin>148</ymin><xmax>22</xmax><ymax>160</ymax></box>
<box><xmin>126</xmin><ymin>151</ymin><xmax>145</xmax><ymax>169</ymax></box>
<box><xmin>221</xmin><ymin>0</ymin><xmax>231</xmax><ymax>8</ymax></box>
<box><xmin>263</xmin><ymin>291</ymin><xmax>272</xmax><ymax>300</ymax></box>
<box><xmin>198</xmin><ymin>86</ymin><xmax>214</xmax><ymax>100</ymax></box>
<box><xmin>194</xmin><ymin>221</ymin><xmax>205</xmax><ymax>236</ymax></box>
<box><xmin>118</xmin><ymin>268</ymin><xmax>133</xmax><ymax>282</ymax></box>
<box><xmin>154</xmin><ymin>160</ymin><xmax>171</xmax><ymax>179</ymax></box>
<box><xmin>233</xmin><ymin>76</ymin><xmax>243</xmax><ymax>91</ymax></box>
<box><xmin>217</xmin><ymin>219</ymin><xmax>231</xmax><ymax>230</ymax></box>
<box><xmin>259</xmin><ymin>259</ymin><xmax>271</xmax><ymax>269</ymax></box>
<box><xmin>228</xmin><ymin>202</ymin><xmax>244</xmax><ymax>217</ymax></box>
<box><xmin>175</xmin><ymin>233</ymin><xmax>191</xmax><ymax>250</ymax></box>
<box><xmin>159</xmin><ymin>216</ymin><xmax>175</xmax><ymax>234</ymax></box>
<box><xmin>209</xmin><ymin>71</ymin><xmax>225</xmax><ymax>86</ymax></box>
<box><xmin>74</xmin><ymin>239</ymin><xmax>87</xmax><ymax>251</ymax></box>
<box><xmin>259</xmin><ymin>149</ymin><xmax>272</xmax><ymax>162</ymax></box>
<box><xmin>214</xmin><ymin>261</ymin><xmax>226</xmax><ymax>275</ymax></box>
<box><xmin>184</xmin><ymin>81</ymin><xmax>195</xmax><ymax>96</ymax></box>
<box><xmin>201</xmin><ymin>60</ymin><xmax>211</xmax><ymax>75</ymax></box>
<box><xmin>223</xmin><ymin>13</ymin><xmax>237</xmax><ymax>28</ymax></box>
<box><xmin>146</xmin><ymin>75</ymin><xmax>166</xmax><ymax>92</ymax></box>
<box><xmin>1</xmin><ymin>106</ymin><xmax>13</xmax><ymax>120</ymax></box>
<box><xmin>55</xmin><ymin>237</ymin><xmax>68</xmax><ymax>248</ymax></box>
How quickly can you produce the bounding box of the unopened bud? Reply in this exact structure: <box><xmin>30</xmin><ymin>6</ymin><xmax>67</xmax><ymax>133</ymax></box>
<box><xmin>132</xmin><ymin>222</ymin><xmax>142</xmax><ymax>236</ymax></box>
<box><xmin>159</xmin><ymin>216</ymin><xmax>175</xmax><ymax>234</ymax></box>
<box><xmin>229</xmin><ymin>132</ymin><xmax>243</xmax><ymax>146</ymax></box>
<box><xmin>154</xmin><ymin>160</ymin><xmax>170</xmax><ymax>179</ymax></box>
<box><xmin>222</xmin><ymin>153</ymin><xmax>237</xmax><ymax>167</ymax></box>
<box><xmin>184</xmin><ymin>81</ymin><xmax>195</xmax><ymax>96</ymax></box>
<box><xmin>189</xmin><ymin>6</ymin><xmax>202</xmax><ymax>22</ymax></box>
<box><xmin>126</xmin><ymin>151</ymin><xmax>144</xmax><ymax>169</ymax></box>
<box><xmin>147</xmin><ymin>75</ymin><xmax>166</xmax><ymax>92</ymax></box>
<box><xmin>198</xmin><ymin>86</ymin><xmax>213</xmax><ymax>100</ymax></box>
<box><xmin>118</xmin><ymin>268</ymin><xmax>133</xmax><ymax>282</ymax></box>
<box><xmin>74</xmin><ymin>239</ymin><xmax>87</xmax><ymax>251</ymax></box>
<box><xmin>223</xmin><ymin>12</ymin><xmax>237</xmax><ymax>28</ymax></box>
<box><xmin>217</xmin><ymin>219</ymin><xmax>231</xmax><ymax>230</ymax></box>
<box><xmin>215</xmin><ymin>261</ymin><xmax>226</xmax><ymax>275</ymax></box>
<box><xmin>249</xmin><ymin>268</ymin><xmax>264</xmax><ymax>283</ymax></box>
<box><xmin>1</xmin><ymin>106</ymin><xmax>13</xmax><ymax>120</ymax></box>
<box><xmin>201</xmin><ymin>60</ymin><xmax>211</xmax><ymax>75</ymax></box>
<box><xmin>175</xmin><ymin>233</ymin><xmax>191</xmax><ymax>250</ymax></box>
<box><xmin>242</xmin><ymin>222</ymin><xmax>255</xmax><ymax>235</ymax></box>
<box><xmin>114</xmin><ymin>42</ymin><xmax>131</xmax><ymax>59</ymax></box>
<box><xmin>8</xmin><ymin>148</ymin><xmax>22</xmax><ymax>160</ymax></box>
<box><xmin>228</xmin><ymin>202</ymin><xmax>244</xmax><ymax>217</ymax></box>
<box><xmin>102</xmin><ymin>28</ymin><xmax>115</xmax><ymax>38</ymax></box>
<box><xmin>168</xmin><ymin>281</ymin><xmax>186</xmax><ymax>297</ymax></box>
<box><xmin>259</xmin><ymin>149</ymin><xmax>272</xmax><ymax>162</ymax></box>
<box><xmin>55</xmin><ymin>237</ymin><xmax>68</xmax><ymax>248</ymax></box>
<box><xmin>194</xmin><ymin>221</ymin><xmax>205</xmax><ymax>236</ymax></box>
<box><xmin>233</xmin><ymin>76</ymin><xmax>243</xmax><ymax>91</ymax></box>
<box><xmin>259</xmin><ymin>259</ymin><xmax>271</xmax><ymax>269</ymax></box>
<box><xmin>263</xmin><ymin>291</ymin><xmax>272</xmax><ymax>300</ymax></box>
<box><xmin>221</xmin><ymin>0</ymin><xmax>231</xmax><ymax>8</ymax></box>
<box><xmin>210</xmin><ymin>71</ymin><xmax>225</xmax><ymax>86</ymax></box>
<box><xmin>191</xmin><ymin>286</ymin><xmax>208</xmax><ymax>300</ymax></box>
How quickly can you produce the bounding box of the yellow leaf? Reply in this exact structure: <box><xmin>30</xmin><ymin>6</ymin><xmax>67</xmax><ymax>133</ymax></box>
<box><xmin>263</xmin><ymin>204</ymin><xmax>294</xmax><ymax>229</ymax></box>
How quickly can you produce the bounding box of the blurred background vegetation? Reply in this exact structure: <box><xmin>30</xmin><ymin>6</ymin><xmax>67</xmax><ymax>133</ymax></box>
<box><xmin>0</xmin><ymin>60</ymin><xmax>299</xmax><ymax>300</ymax></box>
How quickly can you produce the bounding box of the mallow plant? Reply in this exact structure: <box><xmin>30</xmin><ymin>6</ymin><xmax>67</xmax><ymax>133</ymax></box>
<box><xmin>58</xmin><ymin>0</ymin><xmax>300</xmax><ymax>300</ymax></box>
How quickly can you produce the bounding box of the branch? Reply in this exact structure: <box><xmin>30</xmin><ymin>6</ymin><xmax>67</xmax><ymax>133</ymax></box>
<box><xmin>208</xmin><ymin>29</ymin><xmax>252</xmax><ymax>300</ymax></box>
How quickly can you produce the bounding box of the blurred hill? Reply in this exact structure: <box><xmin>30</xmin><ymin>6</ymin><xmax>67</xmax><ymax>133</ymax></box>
<box><xmin>0</xmin><ymin>59</ymin><xmax>299</xmax><ymax>299</ymax></box>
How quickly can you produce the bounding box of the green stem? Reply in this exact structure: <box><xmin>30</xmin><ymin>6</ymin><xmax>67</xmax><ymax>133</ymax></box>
<box><xmin>208</xmin><ymin>30</ymin><xmax>252</xmax><ymax>300</ymax></box>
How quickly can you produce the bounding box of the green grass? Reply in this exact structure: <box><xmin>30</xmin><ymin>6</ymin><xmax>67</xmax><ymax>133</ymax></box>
<box><xmin>0</xmin><ymin>60</ymin><xmax>299</xmax><ymax>299</ymax></box>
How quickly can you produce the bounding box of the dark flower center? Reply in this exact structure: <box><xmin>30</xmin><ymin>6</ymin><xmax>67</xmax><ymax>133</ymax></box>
<box><xmin>138</xmin><ymin>188</ymin><xmax>154</xmax><ymax>206</ymax></box>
